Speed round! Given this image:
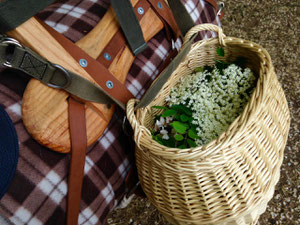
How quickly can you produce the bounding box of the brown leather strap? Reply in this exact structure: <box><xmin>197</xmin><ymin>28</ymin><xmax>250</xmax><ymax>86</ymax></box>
<box><xmin>67</xmin><ymin>97</ymin><xmax>87</xmax><ymax>225</ymax></box>
<box><xmin>38</xmin><ymin>18</ymin><xmax>134</xmax><ymax>106</ymax></box>
<box><xmin>97</xmin><ymin>0</ymin><xmax>180</xmax><ymax>68</ymax></box>
<box><xmin>97</xmin><ymin>0</ymin><xmax>151</xmax><ymax>68</ymax></box>
<box><xmin>148</xmin><ymin>0</ymin><xmax>181</xmax><ymax>38</ymax></box>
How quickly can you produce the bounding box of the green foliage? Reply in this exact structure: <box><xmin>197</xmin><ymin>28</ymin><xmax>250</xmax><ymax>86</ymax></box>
<box><xmin>174</xmin><ymin>134</ymin><xmax>184</xmax><ymax>141</ymax></box>
<box><xmin>170</xmin><ymin>104</ymin><xmax>192</xmax><ymax>116</ymax></box>
<box><xmin>171</xmin><ymin>121</ymin><xmax>187</xmax><ymax>134</ymax></box>
<box><xmin>217</xmin><ymin>47</ymin><xmax>225</xmax><ymax>57</ymax></box>
<box><xmin>153</xmin><ymin>134</ymin><xmax>164</xmax><ymax>145</ymax></box>
<box><xmin>180</xmin><ymin>114</ymin><xmax>190</xmax><ymax>122</ymax></box>
<box><xmin>188</xmin><ymin>129</ymin><xmax>199</xmax><ymax>139</ymax></box>
<box><xmin>162</xmin><ymin>109</ymin><xmax>177</xmax><ymax>117</ymax></box>
<box><xmin>187</xmin><ymin>139</ymin><xmax>197</xmax><ymax>147</ymax></box>
<box><xmin>152</xmin><ymin>48</ymin><xmax>251</xmax><ymax>149</ymax></box>
<box><xmin>151</xmin><ymin>103</ymin><xmax>201</xmax><ymax>149</ymax></box>
<box><xmin>163</xmin><ymin>137</ymin><xmax>176</xmax><ymax>148</ymax></box>
<box><xmin>178</xmin><ymin>144</ymin><xmax>187</xmax><ymax>149</ymax></box>
<box><xmin>194</xmin><ymin>67</ymin><xmax>204</xmax><ymax>73</ymax></box>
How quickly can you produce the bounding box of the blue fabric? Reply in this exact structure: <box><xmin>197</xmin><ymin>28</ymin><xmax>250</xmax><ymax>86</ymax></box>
<box><xmin>0</xmin><ymin>106</ymin><xmax>19</xmax><ymax>199</ymax></box>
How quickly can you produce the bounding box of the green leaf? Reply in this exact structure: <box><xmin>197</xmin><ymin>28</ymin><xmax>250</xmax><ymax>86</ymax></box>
<box><xmin>217</xmin><ymin>47</ymin><xmax>225</xmax><ymax>57</ymax></box>
<box><xmin>154</xmin><ymin>134</ymin><xmax>163</xmax><ymax>145</ymax></box>
<box><xmin>174</xmin><ymin>134</ymin><xmax>184</xmax><ymax>141</ymax></box>
<box><xmin>152</xmin><ymin>105</ymin><xmax>169</xmax><ymax>110</ymax></box>
<box><xmin>174</xmin><ymin>114</ymin><xmax>180</xmax><ymax>121</ymax></box>
<box><xmin>178</xmin><ymin>144</ymin><xmax>187</xmax><ymax>149</ymax></box>
<box><xmin>171</xmin><ymin>121</ymin><xmax>188</xmax><ymax>134</ymax></box>
<box><xmin>187</xmin><ymin>138</ymin><xmax>197</xmax><ymax>148</ymax></box>
<box><xmin>163</xmin><ymin>137</ymin><xmax>176</xmax><ymax>148</ymax></box>
<box><xmin>170</xmin><ymin>104</ymin><xmax>192</xmax><ymax>116</ymax></box>
<box><xmin>180</xmin><ymin>114</ymin><xmax>190</xmax><ymax>122</ymax></box>
<box><xmin>162</xmin><ymin>109</ymin><xmax>177</xmax><ymax>118</ymax></box>
<box><xmin>183</xmin><ymin>123</ymin><xmax>190</xmax><ymax>129</ymax></box>
<box><xmin>188</xmin><ymin>129</ymin><xmax>199</xmax><ymax>140</ymax></box>
<box><xmin>194</xmin><ymin>67</ymin><xmax>204</xmax><ymax>73</ymax></box>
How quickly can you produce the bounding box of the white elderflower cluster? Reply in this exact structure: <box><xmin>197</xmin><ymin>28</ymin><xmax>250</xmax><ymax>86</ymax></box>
<box><xmin>166</xmin><ymin>64</ymin><xmax>256</xmax><ymax>146</ymax></box>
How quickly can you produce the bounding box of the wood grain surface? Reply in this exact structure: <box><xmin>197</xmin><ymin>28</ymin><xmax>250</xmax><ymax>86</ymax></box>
<box><xmin>7</xmin><ymin>2</ymin><xmax>163</xmax><ymax>152</ymax></box>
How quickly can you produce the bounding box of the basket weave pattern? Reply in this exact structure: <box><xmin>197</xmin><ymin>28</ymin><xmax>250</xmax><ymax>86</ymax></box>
<box><xmin>126</xmin><ymin>24</ymin><xmax>290</xmax><ymax>225</ymax></box>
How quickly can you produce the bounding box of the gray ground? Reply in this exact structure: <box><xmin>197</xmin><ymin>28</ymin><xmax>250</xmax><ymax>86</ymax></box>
<box><xmin>108</xmin><ymin>0</ymin><xmax>300</xmax><ymax>224</ymax></box>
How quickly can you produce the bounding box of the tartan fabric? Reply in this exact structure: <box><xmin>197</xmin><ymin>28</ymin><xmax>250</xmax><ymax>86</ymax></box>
<box><xmin>0</xmin><ymin>0</ymin><xmax>221</xmax><ymax>224</ymax></box>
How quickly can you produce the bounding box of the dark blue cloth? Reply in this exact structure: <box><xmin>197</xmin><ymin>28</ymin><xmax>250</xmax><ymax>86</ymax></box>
<box><xmin>0</xmin><ymin>106</ymin><xmax>19</xmax><ymax>199</ymax></box>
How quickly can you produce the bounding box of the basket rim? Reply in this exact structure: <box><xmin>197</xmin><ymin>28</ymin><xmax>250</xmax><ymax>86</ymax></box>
<box><xmin>130</xmin><ymin>36</ymin><xmax>274</xmax><ymax>160</ymax></box>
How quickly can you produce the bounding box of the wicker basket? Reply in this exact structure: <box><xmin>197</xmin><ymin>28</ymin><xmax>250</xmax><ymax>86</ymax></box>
<box><xmin>126</xmin><ymin>24</ymin><xmax>290</xmax><ymax>225</ymax></box>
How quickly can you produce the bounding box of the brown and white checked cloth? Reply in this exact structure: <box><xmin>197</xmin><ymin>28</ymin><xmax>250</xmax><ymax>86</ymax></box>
<box><xmin>0</xmin><ymin>0</ymin><xmax>221</xmax><ymax>224</ymax></box>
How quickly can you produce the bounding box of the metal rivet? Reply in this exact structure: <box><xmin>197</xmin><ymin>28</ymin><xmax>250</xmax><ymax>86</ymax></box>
<box><xmin>137</xmin><ymin>7</ymin><xmax>144</xmax><ymax>15</ymax></box>
<box><xmin>79</xmin><ymin>58</ymin><xmax>88</xmax><ymax>67</ymax></box>
<box><xmin>157</xmin><ymin>2</ymin><xmax>162</xmax><ymax>9</ymax></box>
<box><xmin>104</xmin><ymin>53</ymin><xmax>111</xmax><ymax>61</ymax></box>
<box><xmin>106</xmin><ymin>80</ymin><xmax>113</xmax><ymax>89</ymax></box>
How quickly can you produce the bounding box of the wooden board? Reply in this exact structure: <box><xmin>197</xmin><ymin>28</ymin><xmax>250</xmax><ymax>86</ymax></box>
<box><xmin>7</xmin><ymin>3</ymin><xmax>163</xmax><ymax>152</ymax></box>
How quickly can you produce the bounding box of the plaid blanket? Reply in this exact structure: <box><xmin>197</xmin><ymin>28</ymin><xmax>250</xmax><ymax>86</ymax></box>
<box><xmin>0</xmin><ymin>0</ymin><xmax>220</xmax><ymax>224</ymax></box>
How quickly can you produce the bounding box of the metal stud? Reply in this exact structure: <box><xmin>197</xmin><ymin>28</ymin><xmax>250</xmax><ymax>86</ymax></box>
<box><xmin>106</xmin><ymin>80</ymin><xmax>114</xmax><ymax>89</ymax></box>
<box><xmin>79</xmin><ymin>58</ymin><xmax>88</xmax><ymax>67</ymax></box>
<box><xmin>137</xmin><ymin>7</ymin><xmax>144</xmax><ymax>15</ymax></box>
<box><xmin>157</xmin><ymin>2</ymin><xmax>162</xmax><ymax>9</ymax></box>
<box><xmin>104</xmin><ymin>52</ymin><xmax>111</xmax><ymax>61</ymax></box>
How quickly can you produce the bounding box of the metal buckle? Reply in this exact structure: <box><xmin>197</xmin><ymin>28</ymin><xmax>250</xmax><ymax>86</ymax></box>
<box><xmin>47</xmin><ymin>64</ymin><xmax>72</xmax><ymax>89</ymax></box>
<box><xmin>1</xmin><ymin>37</ymin><xmax>22</xmax><ymax>68</ymax></box>
<box><xmin>217</xmin><ymin>2</ymin><xmax>225</xmax><ymax>18</ymax></box>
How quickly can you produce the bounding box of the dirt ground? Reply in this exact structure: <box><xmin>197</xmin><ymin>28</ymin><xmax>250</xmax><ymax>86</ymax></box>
<box><xmin>107</xmin><ymin>1</ymin><xmax>300</xmax><ymax>224</ymax></box>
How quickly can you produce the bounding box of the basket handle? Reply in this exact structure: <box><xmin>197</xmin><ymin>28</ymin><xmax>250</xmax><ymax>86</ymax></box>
<box><xmin>126</xmin><ymin>99</ymin><xmax>151</xmax><ymax>147</ymax></box>
<box><xmin>126</xmin><ymin>99</ymin><xmax>140</xmax><ymax>128</ymax></box>
<box><xmin>183</xmin><ymin>23</ymin><xmax>226</xmax><ymax>46</ymax></box>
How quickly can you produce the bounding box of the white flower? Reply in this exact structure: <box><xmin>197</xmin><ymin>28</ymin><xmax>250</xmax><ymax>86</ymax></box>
<box><xmin>166</xmin><ymin>64</ymin><xmax>256</xmax><ymax>146</ymax></box>
<box><xmin>166</xmin><ymin>116</ymin><xmax>173</xmax><ymax>123</ymax></box>
<box><xmin>160</xmin><ymin>129</ymin><xmax>169</xmax><ymax>140</ymax></box>
<box><xmin>155</xmin><ymin>117</ymin><xmax>165</xmax><ymax>127</ymax></box>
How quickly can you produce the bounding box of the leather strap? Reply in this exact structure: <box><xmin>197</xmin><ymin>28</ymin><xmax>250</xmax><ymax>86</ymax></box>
<box><xmin>97</xmin><ymin>0</ymin><xmax>151</xmax><ymax>68</ymax></box>
<box><xmin>0</xmin><ymin>0</ymin><xmax>54</xmax><ymax>33</ymax></box>
<box><xmin>67</xmin><ymin>97</ymin><xmax>87</xmax><ymax>225</ymax></box>
<box><xmin>148</xmin><ymin>0</ymin><xmax>181</xmax><ymax>38</ymax></box>
<box><xmin>38</xmin><ymin>19</ymin><xmax>134</xmax><ymax>110</ymax></box>
<box><xmin>167</xmin><ymin>0</ymin><xmax>195</xmax><ymax>36</ymax></box>
<box><xmin>111</xmin><ymin>0</ymin><xmax>148</xmax><ymax>55</ymax></box>
<box><xmin>0</xmin><ymin>34</ymin><xmax>116</xmax><ymax>106</ymax></box>
<box><xmin>97</xmin><ymin>0</ymin><xmax>180</xmax><ymax>68</ymax></box>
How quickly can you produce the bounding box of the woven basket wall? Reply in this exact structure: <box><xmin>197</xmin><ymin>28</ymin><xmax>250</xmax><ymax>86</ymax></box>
<box><xmin>126</xmin><ymin>24</ymin><xmax>290</xmax><ymax>225</ymax></box>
